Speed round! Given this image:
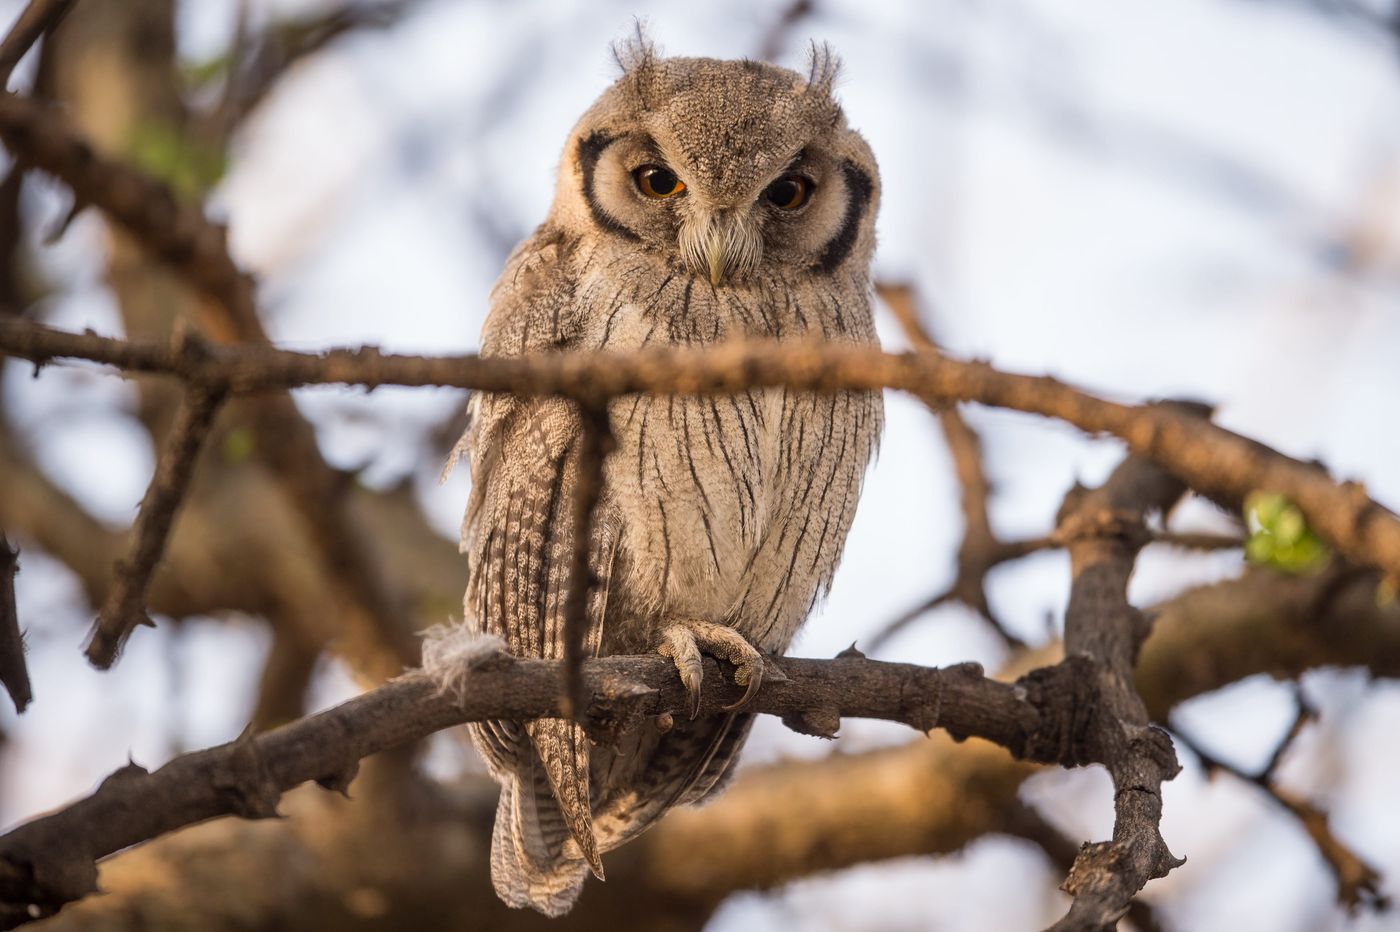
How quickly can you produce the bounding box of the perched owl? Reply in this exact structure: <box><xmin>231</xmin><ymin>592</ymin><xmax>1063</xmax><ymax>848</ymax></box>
<box><xmin>460</xmin><ymin>40</ymin><xmax>882</xmax><ymax>916</ymax></box>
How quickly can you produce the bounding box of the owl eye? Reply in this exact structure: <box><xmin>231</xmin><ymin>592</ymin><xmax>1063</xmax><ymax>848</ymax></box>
<box><xmin>765</xmin><ymin>174</ymin><xmax>813</xmax><ymax>210</ymax></box>
<box><xmin>634</xmin><ymin>165</ymin><xmax>686</xmax><ymax>199</ymax></box>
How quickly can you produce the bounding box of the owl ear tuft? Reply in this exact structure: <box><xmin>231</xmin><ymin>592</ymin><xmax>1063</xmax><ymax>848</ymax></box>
<box><xmin>612</xmin><ymin>20</ymin><xmax>662</xmax><ymax>109</ymax></box>
<box><xmin>612</xmin><ymin>20</ymin><xmax>660</xmax><ymax>76</ymax></box>
<box><xmin>804</xmin><ymin>41</ymin><xmax>842</xmax><ymax>97</ymax></box>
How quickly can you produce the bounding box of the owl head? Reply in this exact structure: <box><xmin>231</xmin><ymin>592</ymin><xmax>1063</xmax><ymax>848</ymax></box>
<box><xmin>553</xmin><ymin>40</ymin><xmax>879</xmax><ymax>287</ymax></box>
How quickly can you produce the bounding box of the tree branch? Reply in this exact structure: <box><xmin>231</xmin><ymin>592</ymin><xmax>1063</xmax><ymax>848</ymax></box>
<box><xmin>87</xmin><ymin>378</ymin><xmax>225</xmax><ymax>667</ymax></box>
<box><xmin>876</xmin><ymin>282</ymin><xmax>1031</xmax><ymax>649</ymax></box>
<box><xmin>562</xmin><ymin>402</ymin><xmax>613</xmax><ymax>716</ymax></box>
<box><xmin>8</xmin><ymin>553</ymin><xmax>1398</xmax><ymax>930</ymax></box>
<box><xmin>0</xmin><ymin>642</ymin><xmax>1134</xmax><ymax>928</ymax></box>
<box><xmin>755</xmin><ymin>0</ymin><xmax>816</xmax><ymax>62</ymax></box>
<box><xmin>0</xmin><ymin>93</ymin><xmax>255</xmax><ymax>333</ymax></box>
<box><xmin>0</xmin><ymin>0</ymin><xmax>73</xmax><ymax>87</ymax></box>
<box><xmin>1048</xmin><ymin>455</ymin><xmax>1189</xmax><ymax>929</ymax></box>
<box><xmin>0</xmin><ymin>530</ymin><xmax>27</xmax><ymax>713</ymax></box>
<box><xmin>1148</xmin><ymin>530</ymin><xmax>1243</xmax><ymax>551</ymax></box>
<box><xmin>3</xmin><ymin>316</ymin><xmax>1395</xmax><ymax>592</ymax></box>
<box><xmin>207</xmin><ymin>0</ymin><xmax>418</xmax><ymax>139</ymax></box>
<box><xmin>1136</xmin><ymin>561</ymin><xmax>1400</xmax><ymax>718</ymax></box>
<box><xmin>25</xmin><ymin>737</ymin><xmax>1035</xmax><ymax>932</ymax></box>
<box><xmin>1174</xmin><ymin>688</ymin><xmax>1388</xmax><ymax>914</ymax></box>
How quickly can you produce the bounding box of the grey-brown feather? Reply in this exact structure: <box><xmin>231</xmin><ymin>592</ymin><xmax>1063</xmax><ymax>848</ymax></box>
<box><xmin>461</xmin><ymin>46</ymin><xmax>882</xmax><ymax>916</ymax></box>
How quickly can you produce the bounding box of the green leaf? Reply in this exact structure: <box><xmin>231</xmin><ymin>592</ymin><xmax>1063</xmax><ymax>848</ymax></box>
<box><xmin>222</xmin><ymin>425</ymin><xmax>255</xmax><ymax>465</ymax></box>
<box><xmin>1244</xmin><ymin>491</ymin><xmax>1329</xmax><ymax>574</ymax></box>
<box><xmin>125</xmin><ymin>120</ymin><xmax>227</xmax><ymax>199</ymax></box>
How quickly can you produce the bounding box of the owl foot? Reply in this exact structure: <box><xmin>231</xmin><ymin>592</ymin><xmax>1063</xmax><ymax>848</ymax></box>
<box><xmin>657</xmin><ymin>620</ymin><xmax>764</xmax><ymax>719</ymax></box>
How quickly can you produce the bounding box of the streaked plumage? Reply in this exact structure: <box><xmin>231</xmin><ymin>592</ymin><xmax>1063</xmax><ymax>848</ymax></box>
<box><xmin>460</xmin><ymin>40</ymin><xmax>882</xmax><ymax>915</ymax></box>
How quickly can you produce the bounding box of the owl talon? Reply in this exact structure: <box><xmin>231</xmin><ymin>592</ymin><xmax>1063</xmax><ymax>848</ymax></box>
<box><xmin>658</xmin><ymin>620</ymin><xmax>765</xmax><ymax>717</ymax></box>
<box><xmin>722</xmin><ymin>657</ymin><xmax>763</xmax><ymax>712</ymax></box>
<box><xmin>681</xmin><ymin>668</ymin><xmax>702</xmax><ymax>719</ymax></box>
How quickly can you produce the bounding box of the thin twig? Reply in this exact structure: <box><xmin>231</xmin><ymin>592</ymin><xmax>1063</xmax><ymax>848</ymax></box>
<box><xmin>875</xmin><ymin>282</ymin><xmax>1036</xmax><ymax>650</ymax></box>
<box><xmin>86</xmin><ymin>381</ymin><xmax>225</xmax><ymax>668</ymax></box>
<box><xmin>205</xmin><ymin>0</ymin><xmax>253</xmax><ymax>145</ymax></box>
<box><xmin>756</xmin><ymin>0</ymin><xmax>816</xmax><ymax>62</ymax></box>
<box><xmin>207</xmin><ymin>0</ymin><xmax>415</xmax><ymax>139</ymax></box>
<box><xmin>867</xmin><ymin>589</ymin><xmax>956</xmax><ymax>652</ymax></box>
<box><xmin>0</xmin><ymin>0</ymin><xmax>73</xmax><ymax>87</ymax></box>
<box><xmin>0</xmin><ymin>530</ymin><xmax>28</xmax><ymax>713</ymax></box>
<box><xmin>561</xmin><ymin>401</ymin><xmax>613</xmax><ymax>717</ymax></box>
<box><xmin>1260</xmin><ymin>686</ymin><xmax>1316</xmax><ymax>783</ymax></box>
<box><xmin>1149</xmin><ymin>530</ymin><xmax>1244</xmax><ymax>551</ymax></box>
<box><xmin>1175</xmin><ymin>688</ymin><xmax>1388</xmax><ymax>914</ymax></box>
<box><xmin>867</xmin><ymin>535</ymin><xmax>1057</xmax><ymax>652</ymax></box>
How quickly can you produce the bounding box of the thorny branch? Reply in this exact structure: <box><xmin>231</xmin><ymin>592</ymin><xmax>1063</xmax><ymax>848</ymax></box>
<box><xmin>0</xmin><ymin>647</ymin><xmax>1086</xmax><ymax>928</ymax></box>
<box><xmin>0</xmin><ymin>531</ymin><xmax>27</xmax><ymax>713</ymax></box>
<box><xmin>2</xmin><ymin>318</ymin><xmax>1394</xmax><ymax>588</ymax></box>
<box><xmin>24</xmin><ymin>736</ymin><xmax>1037</xmax><ymax>932</ymax></box>
<box><xmin>86</xmin><ymin>377</ymin><xmax>226</xmax><ymax>668</ymax></box>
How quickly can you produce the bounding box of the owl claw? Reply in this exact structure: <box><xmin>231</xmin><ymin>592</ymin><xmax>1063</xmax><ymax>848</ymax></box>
<box><xmin>658</xmin><ymin>624</ymin><xmax>705</xmax><ymax>719</ymax></box>
<box><xmin>658</xmin><ymin>620</ymin><xmax>764</xmax><ymax>718</ymax></box>
<box><xmin>680</xmin><ymin>663</ymin><xmax>703</xmax><ymax>720</ymax></box>
<box><xmin>722</xmin><ymin>657</ymin><xmax>763</xmax><ymax>712</ymax></box>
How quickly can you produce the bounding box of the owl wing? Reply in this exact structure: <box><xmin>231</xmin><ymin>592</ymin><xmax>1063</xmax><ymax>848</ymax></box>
<box><xmin>462</xmin><ymin>230</ymin><xmax>616</xmax><ymax>894</ymax></box>
<box><xmin>465</xmin><ymin>395</ymin><xmax>614</xmax><ymax>884</ymax></box>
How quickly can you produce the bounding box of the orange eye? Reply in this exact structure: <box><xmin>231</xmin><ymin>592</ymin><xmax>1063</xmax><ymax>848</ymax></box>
<box><xmin>634</xmin><ymin>165</ymin><xmax>686</xmax><ymax>199</ymax></box>
<box><xmin>765</xmin><ymin>174</ymin><xmax>813</xmax><ymax>210</ymax></box>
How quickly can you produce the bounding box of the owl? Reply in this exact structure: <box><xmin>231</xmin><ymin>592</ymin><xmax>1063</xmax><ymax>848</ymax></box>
<box><xmin>460</xmin><ymin>39</ymin><xmax>882</xmax><ymax>916</ymax></box>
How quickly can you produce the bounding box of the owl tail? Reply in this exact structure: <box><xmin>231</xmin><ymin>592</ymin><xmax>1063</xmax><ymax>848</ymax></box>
<box><xmin>489</xmin><ymin>719</ymin><xmax>602</xmax><ymax>916</ymax></box>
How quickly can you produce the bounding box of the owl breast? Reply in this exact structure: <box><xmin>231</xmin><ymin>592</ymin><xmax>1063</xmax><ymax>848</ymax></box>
<box><xmin>579</xmin><ymin>261</ymin><xmax>882</xmax><ymax>656</ymax></box>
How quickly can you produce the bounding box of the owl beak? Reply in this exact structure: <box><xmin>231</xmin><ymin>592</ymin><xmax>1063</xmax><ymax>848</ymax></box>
<box><xmin>706</xmin><ymin>235</ymin><xmax>728</xmax><ymax>286</ymax></box>
<box><xmin>681</xmin><ymin>210</ymin><xmax>761</xmax><ymax>286</ymax></box>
